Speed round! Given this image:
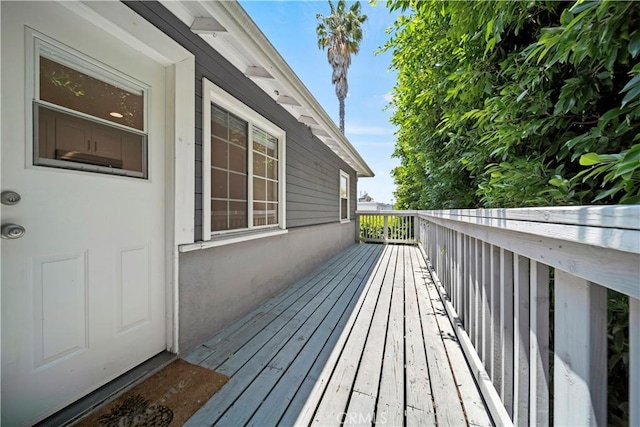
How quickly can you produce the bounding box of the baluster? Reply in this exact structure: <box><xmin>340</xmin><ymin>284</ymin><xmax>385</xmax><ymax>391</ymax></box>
<box><xmin>491</xmin><ymin>244</ymin><xmax>501</xmax><ymax>392</ymax></box>
<box><xmin>512</xmin><ymin>254</ymin><xmax>530</xmax><ymax>426</ymax></box>
<box><xmin>482</xmin><ymin>242</ymin><xmax>491</xmax><ymax>372</ymax></box>
<box><xmin>631</xmin><ymin>297</ymin><xmax>640</xmax><ymax>427</ymax></box>
<box><xmin>553</xmin><ymin>271</ymin><xmax>607</xmax><ymax>426</ymax></box>
<box><xmin>456</xmin><ymin>231</ymin><xmax>463</xmax><ymax>320</ymax></box>
<box><xmin>529</xmin><ymin>261</ymin><xmax>549</xmax><ymax>427</ymax></box>
<box><xmin>467</xmin><ymin>236</ymin><xmax>478</xmax><ymax>347</ymax></box>
<box><xmin>500</xmin><ymin>248</ymin><xmax>514</xmax><ymax>417</ymax></box>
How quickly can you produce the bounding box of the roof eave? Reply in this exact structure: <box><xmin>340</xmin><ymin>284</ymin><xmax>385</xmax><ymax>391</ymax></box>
<box><xmin>161</xmin><ymin>0</ymin><xmax>374</xmax><ymax>178</ymax></box>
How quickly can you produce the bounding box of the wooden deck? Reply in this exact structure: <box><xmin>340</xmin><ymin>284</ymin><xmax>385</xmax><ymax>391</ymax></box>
<box><xmin>183</xmin><ymin>244</ymin><xmax>492</xmax><ymax>426</ymax></box>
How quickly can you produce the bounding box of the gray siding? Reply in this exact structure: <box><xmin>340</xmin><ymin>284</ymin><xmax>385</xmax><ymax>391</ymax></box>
<box><xmin>124</xmin><ymin>1</ymin><xmax>359</xmax><ymax>238</ymax></box>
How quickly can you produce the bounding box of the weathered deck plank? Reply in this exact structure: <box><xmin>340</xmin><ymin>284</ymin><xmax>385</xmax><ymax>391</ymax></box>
<box><xmin>311</xmin><ymin>245</ymin><xmax>395</xmax><ymax>426</ymax></box>
<box><xmin>414</xmin><ymin>247</ymin><xmax>468</xmax><ymax>426</ymax></box>
<box><xmin>405</xmin><ymin>245</ymin><xmax>436</xmax><ymax>426</ymax></box>
<box><xmin>186</xmin><ymin>245</ymin><xmax>379</xmax><ymax>426</ymax></box>
<box><xmin>418</xmin><ymin>245</ymin><xmax>494</xmax><ymax>427</ymax></box>
<box><xmin>195</xmin><ymin>244</ymin><xmax>368</xmax><ymax>371</ymax></box>
<box><xmin>184</xmin><ymin>244</ymin><xmax>492</xmax><ymax>427</ymax></box>
<box><xmin>376</xmin><ymin>245</ymin><xmax>405</xmax><ymax>426</ymax></box>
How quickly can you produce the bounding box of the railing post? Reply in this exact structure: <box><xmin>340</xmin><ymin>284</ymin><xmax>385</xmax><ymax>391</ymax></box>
<box><xmin>554</xmin><ymin>271</ymin><xmax>607</xmax><ymax>426</ymax></box>
<box><xmin>355</xmin><ymin>212</ymin><xmax>360</xmax><ymax>243</ymax></box>
<box><xmin>413</xmin><ymin>213</ymin><xmax>419</xmax><ymax>243</ymax></box>
<box><xmin>383</xmin><ymin>214</ymin><xmax>389</xmax><ymax>244</ymax></box>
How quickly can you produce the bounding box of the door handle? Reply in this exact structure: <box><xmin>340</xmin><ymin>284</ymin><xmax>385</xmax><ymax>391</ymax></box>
<box><xmin>1</xmin><ymin>223</ymin><xmax>26</xmax><ymax>239</ymax></box>
<box><xmin>1</xmin><ymin>191</ymin><xmax>21</xmax><ymax>206</ymax></box>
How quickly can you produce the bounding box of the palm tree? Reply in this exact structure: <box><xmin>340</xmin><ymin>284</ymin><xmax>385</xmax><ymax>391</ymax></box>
<box><xmin>316</xmin><ymin>0</ymin><xmax>367</xmax><ymax>134</ymax></box>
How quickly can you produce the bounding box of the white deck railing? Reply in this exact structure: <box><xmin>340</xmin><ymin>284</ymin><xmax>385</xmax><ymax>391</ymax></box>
<box><xmin>356</xmin><ymin>210</ymin><xmax>417</xmax><ymax>244</ymax></box>
<box><xmin>356</xmin><ymin>206</ymin><xmax>640</xmax><ymax>426</ymax></box>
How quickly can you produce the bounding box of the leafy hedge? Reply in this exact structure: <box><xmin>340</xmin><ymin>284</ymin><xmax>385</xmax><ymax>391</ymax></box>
<box><xmin>383</xmin><ymin>0</ymin><xmax>639</xmax><ymax>209</ymax></box>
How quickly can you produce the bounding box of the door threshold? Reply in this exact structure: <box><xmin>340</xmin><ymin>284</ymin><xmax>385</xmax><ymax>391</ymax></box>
<box><xmin>35</xmin><ymin>351</ymin><xmax>177</xmax><ymax>427</ymax></box>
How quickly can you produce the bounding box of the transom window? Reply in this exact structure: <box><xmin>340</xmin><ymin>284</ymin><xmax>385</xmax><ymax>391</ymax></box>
<box><xmin>33</xmin><ymin>37</ymin><xmax>148</xmax><ymax>178</ymax></box>
<box><xmin>203</xmin><ymin>79</ymin><xmax>286</xmax><ymax>240</ymax></box>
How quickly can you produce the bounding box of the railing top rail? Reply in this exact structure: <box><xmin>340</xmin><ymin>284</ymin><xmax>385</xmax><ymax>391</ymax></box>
<box><xmin>417</xmin><ymin>205</ymin><xmax>640</xmax><ymax>230</ymax></box>
<box><xmin>356</xmin><ymin>210</ymin><xmax>418</xmax><ymax>216</ymax></box>
<box><xmin>416</xmin><ymin>205</ymin><xmax>639</xmax><ymax>299</ymax></box>
<box><xmin>416</xmin><ymin>205</ymin><xmax>640</xmax><ymax>255</ymax></box>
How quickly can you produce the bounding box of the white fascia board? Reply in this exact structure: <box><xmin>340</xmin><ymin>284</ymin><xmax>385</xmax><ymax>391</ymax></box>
<box><xmin>189</xmin><ymin>1</ymin><xmax>374</xmax><ymax>178</ymax></box>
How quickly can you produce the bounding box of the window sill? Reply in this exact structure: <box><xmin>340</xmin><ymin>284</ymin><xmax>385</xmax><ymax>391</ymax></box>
<box><xmin>340</xmin><ymin>219</ymin><xmax>351</xmax><ymax>224</ymax></box>
<box><xmin>179</xmin><ymin>228</ymin><xmax>288</xmax><ymax>252</ymax></box>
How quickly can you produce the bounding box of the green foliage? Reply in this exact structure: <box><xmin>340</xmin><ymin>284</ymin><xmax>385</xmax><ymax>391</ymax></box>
<box><xmin>381</xmin><ymin>0</ymin><xmax>639</xmax><ymax>209</ymax></box>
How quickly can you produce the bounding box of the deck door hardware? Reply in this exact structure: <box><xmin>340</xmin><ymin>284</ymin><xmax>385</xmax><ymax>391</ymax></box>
<box><xmin>1</xmin><ymin>223</ymin><xmax>26</xmax><ymax>239</ymax></box>
<box><xmin>1</xmin><ymin>190</ymin><xmax>21</xmax><ymax>206</ymax></box>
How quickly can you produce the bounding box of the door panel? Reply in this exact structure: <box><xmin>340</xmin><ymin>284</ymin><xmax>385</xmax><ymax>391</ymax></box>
<box><xmin>1</xmin><ymin>2</ymin><xmax>168</xmax><ymax>425</ymax></box>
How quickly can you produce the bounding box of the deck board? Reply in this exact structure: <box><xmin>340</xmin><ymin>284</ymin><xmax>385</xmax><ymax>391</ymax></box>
<box><xmin>184</xmin><ymin>244</ymin><xmax>492</xmax><ymax>426</ymax></box>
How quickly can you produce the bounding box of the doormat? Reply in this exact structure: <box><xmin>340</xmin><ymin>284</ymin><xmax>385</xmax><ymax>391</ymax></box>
<box><xmin>76</xmin><ymin>359</ymin><xmax>229</xmax><ymax>427</ymax></box>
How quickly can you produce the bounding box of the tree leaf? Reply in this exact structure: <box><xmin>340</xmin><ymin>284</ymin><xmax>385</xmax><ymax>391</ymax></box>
<box><xmin>620</xmin><ymin>73</ymin><xmax>640</xmax><ymax>93</ymax></box>
<box><xmin>579</xmin><ymin>152</ymin><xmax>602</xmax><ymax>166</ymax></box>
<box><xmin>516</xmin><ymin>89</ymin><xmax>528</xmax><ymax>103</ymax></box>
<box><xmin>621</xmin><ymin>84</ymin><xmax>640</xmax><ymax>108</ymax></box>
<box><xmin>629</xmin><ymin>30</ymin><xmax>640</xmax><ymax>58</ymax></box>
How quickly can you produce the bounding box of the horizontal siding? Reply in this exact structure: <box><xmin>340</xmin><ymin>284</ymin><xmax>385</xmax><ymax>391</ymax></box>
<box><xmin>125</xmin><ymin>0</ymin><xmax>358</xmax><ymax>239</ymax></box>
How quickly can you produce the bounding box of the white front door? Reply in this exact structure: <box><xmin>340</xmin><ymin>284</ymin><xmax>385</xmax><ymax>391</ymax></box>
<box><xmin>1</xmin><ymin>2</ymin><xmax>169</xmax><ymax>424</ymax></box>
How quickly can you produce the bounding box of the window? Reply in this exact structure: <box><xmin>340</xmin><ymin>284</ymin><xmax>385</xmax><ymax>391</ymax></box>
<box><xmin>33</xmin><ymin>37</ymin><xmax>149</xmax><ymax>178</ymax></box>
<box><xmin>340</xmin><ymin>170</ymin><xmax>350</xmax><ymax>222</ymax></box>
<box><xmin>203</xmin><ymin>79</ymin><xmax>286</xmax><ymax>241</ymax></box>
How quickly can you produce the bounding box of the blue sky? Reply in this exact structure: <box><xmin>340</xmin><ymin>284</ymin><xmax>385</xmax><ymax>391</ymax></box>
<box><xmin>239</xmin><ymin>0</ymin><xmax>401</xmax><ymax>205</ymax></box>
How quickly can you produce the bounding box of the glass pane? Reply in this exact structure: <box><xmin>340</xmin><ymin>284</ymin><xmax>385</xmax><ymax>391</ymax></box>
<box><xmin>211</xmin><ymin>199</ymin><xmax>228</xmax><ymax>231</ymax></box>
<box><xmin>229</xmin><ymin>172</ymin><xmax>247</xmax><ymax>201</ymax></box>
<box><xmin>267</xmin><ymin>203</ymin><xmax>278</xmax><ymax>225</ymax></box>
<box><xmin>253</xmin><ymin>177</ymin><xmax>266</xmax><ymax>201</ymax></box>
<box><xmin>253</xmin><ymin>153</ymin><xmax>266</xmax><ymax>177</ymax></box>
<box><xmin>253</xmin><ymin>202</ymin><xmax>266</xmax><ymax>227</ymax></box>
<box><xmin>341</xmin><ymin>198</ymin><xmax>348</xmax><ymax>220</ymax></box>
<box><xmin>211</xmin><ymin>168</ymin><xmax>227</xmax><ymax>199</ymax></box>
<box><xmin>36</xmin><ymin>105</ymin><xmax>146</xmax><ymax>177</ymax></box>
<box><xmin>253</xmin><ymin>126</ymin><xmax>277</xmax><ymax>157</ymax></box>
<box><xmin>266</xmin><ymin>158</ymin><xmax>278</xmax><ymax>180</ymax></box>
<box><xmin>229</xmin><ymin>114</ymin><xmax>247</xmax><ymax>148</ymax></box>
<box><xmin>267</xmin><ymin>180</ymin><xmax>278</xmax><ymax>202</ymax></box>
<box><xmin>229</xmin><ymin>201</ymin><xmax>247</xmax><ymax>229</ymax></box>
<box><xmin>253</xmin><ymin>140</ymin><xmax>266</xmax><ymax>154</ymax></box>
<box><xmin>340</xmin><ymin>175</ymin><xmax>348</xmax><ymax>197</ymax></box>
<box><xmin>212</xmin><ymin>138</ymin><xmax>227</xmax><ymax>169</ymax></box>
<box><xmin>40</xmin><ymin>56</ymin><xmax>144</xmax><ymax>130</ymax></box>
<box><xmin>211</xmin><ymin>106</ymin><xmax>228</xmax><ymax>140</ymax></box>
<box><xmin>229</xmin><ymin>144</ymin><xmax>247</xmax><ymax>173</ymax></box>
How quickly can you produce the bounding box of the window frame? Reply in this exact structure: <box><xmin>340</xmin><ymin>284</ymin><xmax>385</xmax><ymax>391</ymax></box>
<box><xmin>29</xmin><ymin>31</ymin><xmax>150</xmax><ymax>179</ymax></box>
<box><xmin>202</xmin><ymin>78</ymin><xmax>286</xmax><ymax>242</ymax></box>
<box><xmin>340</xmin><ymin>169</ymin><xmax>350</xmax><ymax>223</ymax></box>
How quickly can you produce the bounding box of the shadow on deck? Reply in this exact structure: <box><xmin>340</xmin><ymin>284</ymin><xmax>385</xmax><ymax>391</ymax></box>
<box><xmin>183</xmin><ymin>243</ymin><xmax>492</xmax><ymax>426</ymax></box>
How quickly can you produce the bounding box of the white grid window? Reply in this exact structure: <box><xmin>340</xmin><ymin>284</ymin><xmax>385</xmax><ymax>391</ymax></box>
<box><xmin>202</xmin><ymin>79</ymin><xmax>286</xmax><ymax>241</ymax></box>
